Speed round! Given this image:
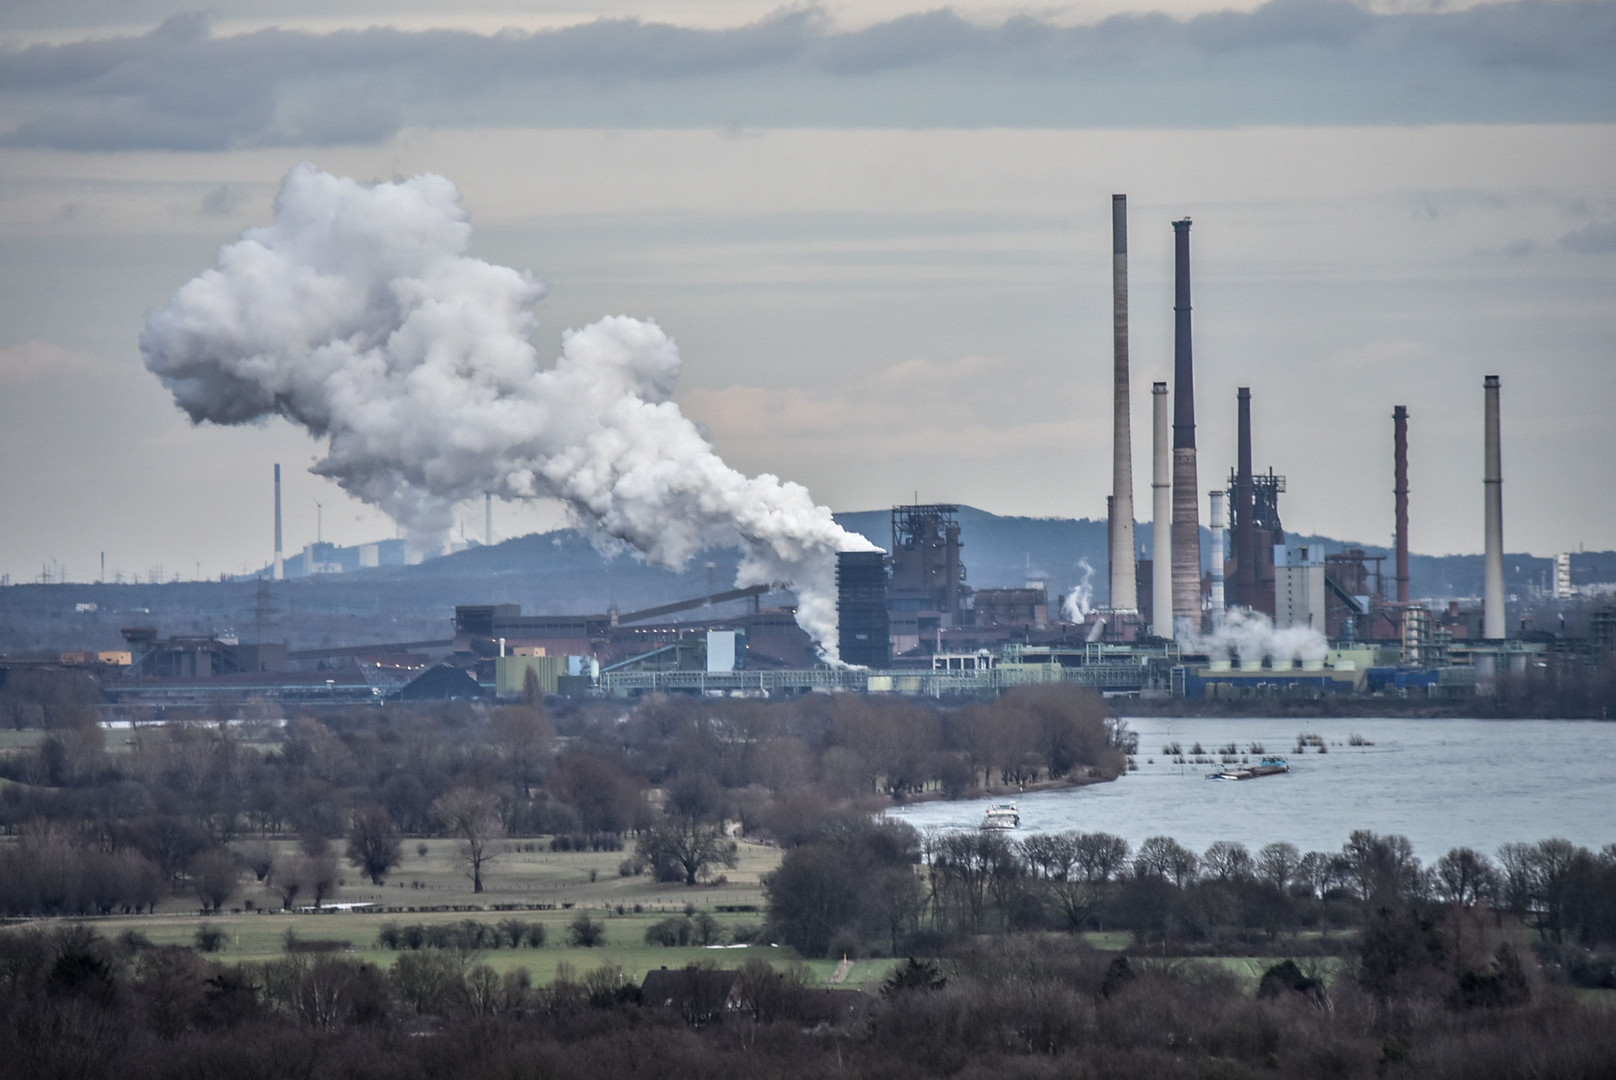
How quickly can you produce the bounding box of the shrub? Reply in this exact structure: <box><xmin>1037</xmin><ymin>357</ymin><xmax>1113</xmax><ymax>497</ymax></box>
<box><xmin>194</xmin><ymin>926</ymin><xmax>226</xmax><ymax>953</ymax></box>
<box><xmin>568</xmin><ymin>911</ymin><xmax>605</xmax><ymax>948</ymax></box>
<box><xmin>645</xmin><ymin>918</ymin><xmax>691</xmax><ymax>947</ymax></box>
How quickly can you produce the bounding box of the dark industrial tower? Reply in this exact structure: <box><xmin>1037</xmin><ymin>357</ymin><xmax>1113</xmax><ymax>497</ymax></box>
<box><xmin>1108</xmin><ymin>194</ymin><xmax>1137</xmax><ymax>613</ymax></box>
<box><xmin>1393</xmin><ymin>405</ymin><xmax>1410</xmax><ymax>605</ymax></box>
<box><xmin>837</xmin><ymin>551</ymin><xmax>891</xmax><ymax>667</ymax></box>
<box><xmin>1169</xmin><ymin>218</ymin><xmax>1201</xmax><ymax>629</ymax></box>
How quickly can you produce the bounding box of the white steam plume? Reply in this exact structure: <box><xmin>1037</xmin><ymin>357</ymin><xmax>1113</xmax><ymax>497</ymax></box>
<box><xmin>1061</xmin><ymin>558</ymin><xmax>1095</xmax><ymax>624</ymax></box>
<box><xmin>140</xmin><ymin>164</ymin><xmax>877</xmax><ymax>657</ymax></box>
<box><xmin>1185</xmin><ymin>607</ymin><xmax>1329</xmax><ymax>666</ymax></box>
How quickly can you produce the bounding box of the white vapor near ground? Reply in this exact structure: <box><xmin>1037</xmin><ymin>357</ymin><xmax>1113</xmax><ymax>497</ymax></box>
<box><xmin>1062</xmin><ymin>557</ymin><xmax>1095</xmax><ymax>624</ymax></box>
<box><xmin>1183</xmin><ymin>607</ymin><xmax>1329</xmax><ymax>666</ymax></box>
<box><xmin>139</xmin><ymin>163</ymin><xmax>876</xmax><ymax>656</ymax></box>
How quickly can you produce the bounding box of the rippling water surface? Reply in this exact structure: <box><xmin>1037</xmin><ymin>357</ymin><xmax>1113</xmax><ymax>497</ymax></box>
<box><xmin>886</xmin><ymin>717</ymin><xmax>1616</xmax><ymax>859</ymax></box>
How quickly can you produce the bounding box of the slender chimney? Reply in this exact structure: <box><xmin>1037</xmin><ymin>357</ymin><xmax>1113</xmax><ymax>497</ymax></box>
<box><xmin>1483</xmin><ymin>376</ymin><xmax>1505</xmax><ymax>639</ymax></box>
<box><xmin>1152</xmin><ymin>382</ymin><xmax>1173</xmax><ymax>638</ymax></box>
<box><xmin>273</xmin><ymin>463</ymin><xmax>284</xmax><ymax>581</ymax></box>
<box><xmin>1170</xmin><ymin>218</ymin><xmax>1200</xmax><ymax>631</ymax></box>
<box><xmin>1393</xmin><ymin>405</ymin><xmax>1410</xmax><ymax>605</ymax></box>
<box><xmin>1109</xmin><ymin>194</ymin><xmax>1138</xmax><ymax>612</ymax></box>
<box><xmin>1234</xmin><ymin>387</ymin><xmax>1255</xmax><ymax>608</ymax></box>
<box><xmin>485</xmin><ymin>492</ymin><xmax>494</xmax><ymax>547</ymax></box>
<box><xmin>1208</xmin><ymin>489</ymin><xmax>1225</xmax><ymax>623</ymax></box>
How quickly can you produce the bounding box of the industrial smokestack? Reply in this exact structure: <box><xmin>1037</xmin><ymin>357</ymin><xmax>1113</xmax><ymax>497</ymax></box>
<box><xmin>1234</xmin><ymin>387</ymin><xmax>1255</xmax><ymax>608</ymax></box>
<box><xmin>273</xmin><ymin>463</ymin><xmax>284</xmax><ymax>581</ymax></box>
<box><xmin>485</xmin><ymin>492</ymin><xmax>493</xmax><ymax>547</ymax></box>
<box><xmin>1208</xmin><ymin>489</ymin><xmax>1225</xmax><ymax>623</ymax></box>
<box><xmin>1152</xmin><ymin>382</ymin><xmax>1173</xmax><ymax>638</ymax></box>
<box><xmin>1483</xmin><ymin>376</ymin><xmax>1505</xmax><ymax>639</ymax></box>
<box><xmin>1170</xmin><ymin>218</ymin><xmax>1200</xmax><ymax>630</ymax></box>
<box><xmin>1393</xmin><ymin>405</ymin><xmax>1410</xmax><ymax>605</ymax></box>
<box><xmin>1109</xmin><ymin>194</ymin><xmax>1137</xmax><ymax>613</ymax></box>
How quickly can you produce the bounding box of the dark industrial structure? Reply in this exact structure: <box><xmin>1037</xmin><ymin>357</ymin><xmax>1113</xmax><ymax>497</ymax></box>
<box><xmin>1224</xmin><ymin>387</ymin><xmax>1286</xmax><ymax>617</ymax></box>
<box><xmin>836</xmin><ymin>551</ymin><xmax>891</xmax><ymax>668</ymax></box>
<box><xmin>886</xmin><ymin>504</ymin><xmax>969</xmax><ymax>649</ymax></box>
<box><xmin>1170</xmin><ymin>218</ymin><xmax>1201</xmax><ymax>626</ymax></box>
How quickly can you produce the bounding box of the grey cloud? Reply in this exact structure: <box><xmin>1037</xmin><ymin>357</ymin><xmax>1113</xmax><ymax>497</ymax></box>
<box><xmin>1</xmin><ymin>1</ymin><xmax>1612</xmax><ymax>151</ymax></box>
<box><xmin>198</xmin><ymin>183</ymin><xmax>243</xmax><ymax>216</ymax></box>
<box><xmin>1560</xmin><ymin>221</ymin><xmax>1616</xmax><ymax>253</ymax></box>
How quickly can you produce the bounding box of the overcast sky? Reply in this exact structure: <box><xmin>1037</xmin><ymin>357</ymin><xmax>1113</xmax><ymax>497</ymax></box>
<box><xmin>1</xmin><ymin>0</ymin><xmax>1613</xmax><ymax>585</ymax></box>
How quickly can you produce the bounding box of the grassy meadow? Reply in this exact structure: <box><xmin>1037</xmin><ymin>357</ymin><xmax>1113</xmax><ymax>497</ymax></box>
<box><xmin>16</xmin><ymin>836</ymin><xmax>899</xmax><ymax>990</ymax></box>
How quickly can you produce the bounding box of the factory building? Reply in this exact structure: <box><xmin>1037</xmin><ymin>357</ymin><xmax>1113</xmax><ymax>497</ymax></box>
<box><xmin>1274</xmin><ymin>545</ymin><xmax>1326</xmax><ymax>631</ymax></box>
<box><xmin>836</xmin><ymin>551</ymin><xmax>892</xmax><ymax>668</ymax></box>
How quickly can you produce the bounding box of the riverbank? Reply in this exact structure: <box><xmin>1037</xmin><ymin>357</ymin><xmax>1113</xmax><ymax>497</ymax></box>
<box><xmin>1117</xmin><ymin>697</ymin><xmax>1613</xmax><ymax>720</ymax></box>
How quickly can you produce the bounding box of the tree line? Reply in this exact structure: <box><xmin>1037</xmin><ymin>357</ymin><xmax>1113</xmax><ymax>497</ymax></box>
<box><xmin>0</xmin><ymin>681</ymin><xmax>1123</xmax><ymax>916</ymax></box>
<box><xmin>764</xmin><ymin>821</ymin><xmax>1616</xmax><ymax>969</ymax></box>
<box><xmin>2</xmin><ymin>912</ymin><xmax>1614</xmax><ymax>1080</ymax></box>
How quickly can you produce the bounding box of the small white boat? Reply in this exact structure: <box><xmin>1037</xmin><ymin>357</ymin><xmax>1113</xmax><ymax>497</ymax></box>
<box><xmin>983</xmin><ymin>802</ymin><xmax>1020</xmax><ymax>829</ymax></box>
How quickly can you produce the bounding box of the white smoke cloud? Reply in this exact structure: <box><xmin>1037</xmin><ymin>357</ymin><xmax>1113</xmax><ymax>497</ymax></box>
<box><xmin>1184</xmin><ymin>606</ymin><xmax>1329</xmax><ymax>666</ymax></box>
<box><xmin>1061</xmin><ymin>558</ymin><xmax>1095</xmax><ymax>624</ymax></box>
<box><xmin>140</xmin><ymin>164</ymin><xmax>877</xmax><ymax>656</ymax></box>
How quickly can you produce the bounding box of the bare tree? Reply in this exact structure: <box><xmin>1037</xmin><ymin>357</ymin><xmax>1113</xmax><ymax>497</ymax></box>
<box><xmin>1257</xmin><ymin>842</ymin><xmax>1301</xmax><ymax>892</ymax></box>
<box><xmin>637</xmin><ymin>812</ymin><xmax>738</xmax><ymax>886</ymax></box>
<box><xmin>433</xmin><ymin>787</ymin><xmax>503</xmax><ymax>893</ymax></box>
<box><xmin>345</xmin><ymin>803</ymin><xmax>402</xmax><ymax>885</ymax></box>
<box><xmin>1202</xmin><ymin>840</ymin><xmax>1255</xmax><ymax>882</ymax></box>
<box><xmin>190</xmin><ymin>848</ymin><xmax>240</xmax><ymax>912</ymax></box>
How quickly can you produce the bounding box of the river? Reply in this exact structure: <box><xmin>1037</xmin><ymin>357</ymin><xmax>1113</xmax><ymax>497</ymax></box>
<box><xmin>885</xmin><ymin>717</ymin><xmax>1616</xmax><ymax>860</ymax></box>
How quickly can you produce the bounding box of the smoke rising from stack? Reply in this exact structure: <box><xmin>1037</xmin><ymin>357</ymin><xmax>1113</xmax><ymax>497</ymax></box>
<box><xmin>1062</xmin><ymin>558</ymin><xmax>1096</xmax><ymax>623</ymax></box>
<box><xmin>140</xmin><ymin>164</ymin><xmax>876</xmax><ymax>655</ymax></box>
<box><xmin>1170</xmin><ymin>218</ymin><xmax>1201</xmax><ymax>630</ymax></box>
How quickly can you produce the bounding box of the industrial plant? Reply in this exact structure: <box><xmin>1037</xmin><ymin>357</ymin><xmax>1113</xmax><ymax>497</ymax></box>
<box><xmin>7</xmin><ymin>196</ymin><xmax>1614</xmax><ymax>710</ymax></box>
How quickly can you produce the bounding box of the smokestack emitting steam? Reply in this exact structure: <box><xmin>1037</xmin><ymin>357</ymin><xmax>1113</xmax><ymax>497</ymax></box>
<box><xmin>1151</xmin><ymin>381</ymin><xmax>1173</xmax><ymax>637</ymax></box>
<box><xmin>273</xmin><ymin>463</ymin><xmax>284</xmax><ymax>581</ymax></box>
<box><xmin>1234</xmin><ymin>387</ymin><xmax>1255</xmax><ymax>608</ymax></box>
<box><xmin>1393</xmin><ymin>405</ymin><xmax>1409</xmax><ymax>605</ymax></box>
<box><xmin>1483</xmin><ymin>376</ymin><xmax>1505</xmax><ymax>639</ymax></box>
<box><xmin>1208</xmin><ymin>489</ymin><xmax>1225</xmax><ymax>622</ymax></box>
<box><xmin>1170</xmin><ymin>218</ymin><xmax>1201</xmax><ymax>631</ymax></box>
<box><xmin>1109</xmin><ymin>195</ymin><xmax>1137</xmax><ymax>613</ymax></box>
<box><xmin>485</xmin><ymin>492</ymin><xmax>494</xmax><ymax>548</ymax></box>
<box><xmin>141</xmin><ymin>165</ymin><xmax>876</xmax><ymax>656</ymax></box>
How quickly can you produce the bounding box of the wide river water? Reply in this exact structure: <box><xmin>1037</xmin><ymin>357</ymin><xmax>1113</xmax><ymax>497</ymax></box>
<box><xmin>885</xmin><ymin>717</ymin><xmax>1616</xmax><ymax>860</ymax></box>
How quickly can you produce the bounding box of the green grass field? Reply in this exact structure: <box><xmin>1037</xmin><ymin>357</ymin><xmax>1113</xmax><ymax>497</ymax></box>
<box><xmin>17</xmin><ymin>837</ymin><xmax>899</xmax><ymax>990</ymax></box>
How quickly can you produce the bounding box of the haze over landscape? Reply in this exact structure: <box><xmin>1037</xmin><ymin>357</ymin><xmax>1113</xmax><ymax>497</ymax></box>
<box><xmin>2</xmin><ymin>0</ymin><xmax>1614</xmax><ymax>587</ymax></box>
<box><xmin>3</xmin><ymin>9</ymin><xmax>1616</xmax><ymax>1080</ymax></box>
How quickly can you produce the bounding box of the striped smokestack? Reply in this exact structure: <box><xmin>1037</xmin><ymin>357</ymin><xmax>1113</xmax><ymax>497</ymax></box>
<box><xmin>1170</xmin><ymin>218</ymin><xmax>1201</xmax><ymax>632</ymax></box>
<box><xmin>273</xmin><ymin>463</ymin><xmax>284</xmax><ymax>581</ymax></box>
<box><xmin>1152</xmin><ymin>381</ymin><xmax>1173</xmax><ymax>637</ymax></box>
<box><xmin>1393</xmin><ymin>405</ymin><xmax>1409</xmax><ymax>605</ymax></box>
<box><xmin>1109</xmin><ymin>195</ymin><xmax>1137</xmax><ymax>612</ymax></box>
<box><xmin>1483</xmin><ymin>376</ymin><xmax>1505</xmax><ymax>639</ymax></box>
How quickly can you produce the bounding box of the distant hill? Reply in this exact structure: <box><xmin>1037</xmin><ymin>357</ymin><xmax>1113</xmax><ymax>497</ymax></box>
<box><xmin>2</xmin><ymin>507</ymin><xmax>1610</xmax><ymax>653</ymax></box>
